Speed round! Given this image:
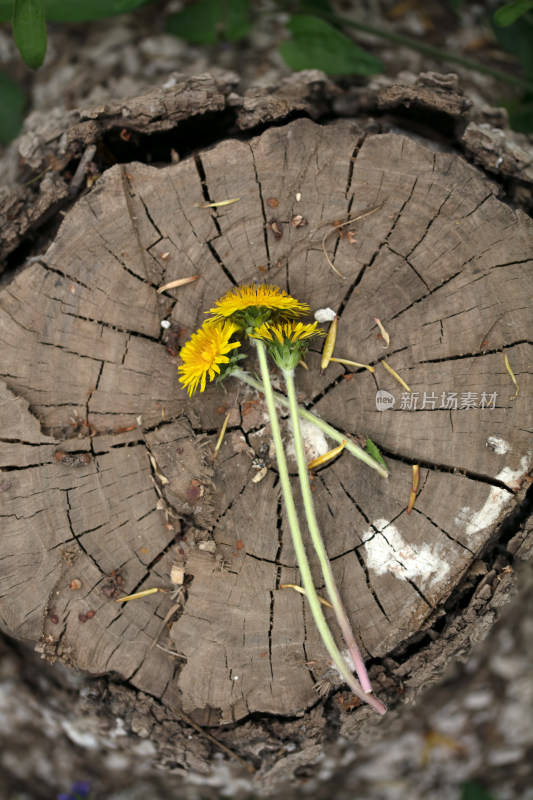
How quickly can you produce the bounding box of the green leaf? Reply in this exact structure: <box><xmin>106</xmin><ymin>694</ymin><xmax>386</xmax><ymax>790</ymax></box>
<box><xmin>299</xmin><ymin>0</ymin><xmax>334</xmax><ymax>12</ymax></box>
<box><xmin>280</xmin><ymin>14</ymin><xmax>383</xmax><ymax>75</ymax></box>
<box><xmin>492</xmin><ymin>11</ymin><xmax>533</xmax><ymax>78</ymax></box>
<box><xmin>506</xmin><ymin>95</ymin><xmax>533</xmax><ymax>132</ymax></box>
<box><xmin>494</xmin><ymin>0</ymin><xmax>533</xmax><ymax>27</ymax></box>
<box><xmin>166</xmin><ymin>0</ymin><xmax>251</xmax><ymax>45</ymax></box>
<box><xmin>12</xmin><ymin>0</ymin><xmax>47</xmax><ymax>69</ymax></box>
<box><xmin>45</xmin><ymin>0</ymin><xmax>153</xmax><ymax>21</ymax></box>
<box><xmin>460</xmin><ymin>781</ymin><xmax>498</xmax><ymax>800</ymax></box>
<box><xmin>365</xmin><ymin>438</ymin><xmax>387</xmax><ymax>469</ymax></box>
<box><xmin>0</xmin><ymin>69</ymin><xmax>26</xmax><ymax>143</ymax></box>
<box><xmin>0</xmin><ymin>0</ymin><xmax>153</xmax><ymax>23</ymax></box>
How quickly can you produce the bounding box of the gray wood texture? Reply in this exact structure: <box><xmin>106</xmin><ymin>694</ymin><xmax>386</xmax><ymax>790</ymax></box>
<box><xmin>1</xmin><ymin>117</ymin><xmax>531</xmax><ymax>757</ymax></box>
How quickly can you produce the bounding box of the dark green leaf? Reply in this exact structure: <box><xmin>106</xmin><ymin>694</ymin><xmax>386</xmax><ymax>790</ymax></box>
<box><xmin>507</xmin><ymin>95</ymin><xmax>533</xmax><ymax>132</ymax></box>
<box><xmin>448</xmin><ymin>0</ymin><xmax>464</xmax><ymax>10</ymax></box>
<box><xmin>492</xmin><ymin>11</ymin><xmax>533</xmax><ymax>78</ymax></box>
<box><xmin>298</xmin><ymin>0</ymin><xmax>334</xmax><ymax>12</ymax></box>
<box><xmin>460</xmin><ymin>781</ymin><xmax>498</xmax><ymax>800</ymax></box>
<box><xmin>494</xmin><ymin>0</ymin><xmax>533</xmax><ymax>27</ymax></box>
<box><xmin>0</xmin><ymin>0</ymin><xmax>153</xmax><ymax>23</ymax></box>
<box><xmin>12</xmin><ymin>0</ymin><xmax>47</xmax><ymax>69</ymax></box>
<box><xmin>166</xmin><ymin>0</ymin><xmax>251</xmax><ymax>45</ymax></box>
<box><xmin>280</xmin><ymin>15</ymin><xmax>383</xmax><ymax>75</ymax></box>
<box><xmin>365</xmin><ymin>438</ymin><xmax>387</xmax><ymax>469</ymax></box>
<box><xmin>0</xmin><ymin>69</ymin><xmax>26</xmax><ymax>143</ymax></box>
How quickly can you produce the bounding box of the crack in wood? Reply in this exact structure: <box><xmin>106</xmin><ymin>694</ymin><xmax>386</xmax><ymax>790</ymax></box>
<box><xmin>379</xmin><ymin>449</ymin><xmax>517</xmax><ymax>493</ymax></box>
<box><xmin>194</xmin><ymin>154</ymin><xmax>239</xmax><ymax>287</ymax></box>
<box><xmin>418</xmin><ymin>339</ymin><xmax>532</xmax><ymax>364</ymax></box>
<box><xmin>60</xmin><ymin>310</ymin><xmax>161</xmax><ymax>343</ymax></box>
<box><xmin>123</xmin><ymin>168</ymin><xmax>164</xmax><ymax>243</ymax></box>
<box><xmin>411</xmin><ymin>507</ymin><xmax>474</xmax><ymax>555</ymax></box>
<box><xmin>353</xmin><ymin>548</ymin><xmax>391</xmax><ymax>624</ymax></box>
<box><xmin>247</xmin><ymin>142</ymin><xmax>272</xmax><ymax>271</ymax></box>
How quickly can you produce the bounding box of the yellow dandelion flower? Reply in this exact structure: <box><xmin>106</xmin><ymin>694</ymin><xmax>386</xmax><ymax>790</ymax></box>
<box><xmin>251</xmin><ymin>321</ymin><xmax>323</xmax><ymax>344</ymax></box>
<box><xmin>178</xmin><ymin>320</ymin><xmax>241</xmax><ymax>396</ymax></box>
<box><xmin>208</xmin><ymin>284</ymin><xmax>309</xmax><ymax>320</ymax></box>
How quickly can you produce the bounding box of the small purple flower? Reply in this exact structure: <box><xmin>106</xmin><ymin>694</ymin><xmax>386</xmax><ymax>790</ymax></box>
<box><xmin>57</xmin><ymin>780</ymin><xmax>91</xmax><ymax>800</ymax></box>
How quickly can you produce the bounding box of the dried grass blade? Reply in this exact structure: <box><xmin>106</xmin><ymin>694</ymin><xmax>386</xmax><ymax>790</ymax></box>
<box><xmin>504</xmin><ymin>353</ymin><xmax>519</xmax><ymax>400</ymax></box>
<box><xmin>149</xmin><ymin>454</ymin><xmax>169</xmax><ymax>484</ymax></box>
<box><xmin>280</xmin><ymin>584</ymin><xmax>333</xmax><ymax>608</ymax></box>
<box><xmin>157</xmin><ymin>274</ymin><xmax>200</xmax><ymax>294</ymax></box>
<box><xmin>382</xmin><ymin>360</ymin><xmax>411</xmax><ymax>392</ymax></box>
<box><xmin>374</xmin><ymin>317</ymin><xmax>390</xmax><ymax>347</ymax></box>
<box><xmin>308</xmin><ymin>440</ymin><xmax>346</xmax><ymax>471</ymax></box>
<box><xmin>321</xmin><ymin>315</ymin><xmax>338</xmax><ymax>372</ymax></box>
<box><xmin>330</xmin><ymin>356</ymin><xmax>375</xmax><ymax>372</ymax></box>
<box><xmin>195</xmin><ymin>198</ymin><xmax>240</xmax><ymax>208</ymax></box>
<box><xmin>407</xmin><ymin>464</ymin><xmax>420</xmax><ymax>514</ymax></box>
<box><xmin>115</xmin><ymin>587</ymin><xmax>169</xmax><ymax>602</ymax></box>
<box><xmin>321</xmin><ymin>230</ymin><xmax>347</xmax><ymax>278</ymax></box>
<box><xmin>211</xmin><ymin>411</ymin><xmax>231</xmax><ymax>462</ymax></box>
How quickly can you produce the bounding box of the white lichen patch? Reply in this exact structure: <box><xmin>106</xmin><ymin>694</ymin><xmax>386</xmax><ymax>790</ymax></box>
<box><xmin>286</xmin><ymin>417</ymin><xmax>329</xmax><ymax>463</ymax></box>
<box><xmin>465</xmin><ymin>455</ymin><xmax>531</xmax><ymax>537</ymax></box>
<box><xmin>363</xmin><ymin>518</ymin><xmax>450</xmax><ymax>587</ymax></box>
<box><xmin>486</xmin><ymin>436</ymin><xmax>511</xmax><ymax>455</ymax></box>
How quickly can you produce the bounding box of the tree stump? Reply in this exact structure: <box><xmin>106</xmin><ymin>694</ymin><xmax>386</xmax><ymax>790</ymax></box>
<box><xmin>1</xmin><ymin>89</ymin><xmax>532</xmax><ymax>779</ymax></box>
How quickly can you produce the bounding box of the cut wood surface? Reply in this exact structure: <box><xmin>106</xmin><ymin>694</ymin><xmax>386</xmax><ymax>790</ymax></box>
<box><xmin>0</xmin><ymin>118</ymin><xmax>531</xmax><ymax>751</ymax></box>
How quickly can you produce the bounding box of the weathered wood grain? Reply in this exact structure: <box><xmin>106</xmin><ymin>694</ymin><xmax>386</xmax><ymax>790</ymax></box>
<box><xmin>1</xmin><ymin>118</ymin><xmax>531</xmax><ymax>763</ymax></box>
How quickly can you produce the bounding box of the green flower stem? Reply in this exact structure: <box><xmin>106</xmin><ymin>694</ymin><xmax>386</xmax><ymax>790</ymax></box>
<box><xmin>283</xmin><ymin>367</ymin><xmax>374</xmax><ymax>696</ymax></box>
<box><xmin>232</xmin><ymin>368</ymin><xmax>388</xmax><ymax>479</ymax></box>
<box><xmin>253</xmin><ymin>341</ymin><xmax>386</xmax><ymax>715</ymax></box>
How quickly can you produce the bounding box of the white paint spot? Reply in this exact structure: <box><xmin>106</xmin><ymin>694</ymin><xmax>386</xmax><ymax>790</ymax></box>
<box><xmin>160</xmin><ymin>319</ymin><xmax>171</xmax><ymax>329</ymax></box>
<box><xmin>454</xmin><ymin>506</ymin><xmax>471</xmax><ymax>526</ymax></box>
<box><xmin>296</xmin><ymin>192</ymin><xmax>301</xmax><ymax>202</ymax></box>
<box><xmin>465</xmin><ymin>455</ymin><xmax>530</xmax><ymax>536</ymax></box>
<box><xmin>314</xmin><ymin>307</ymin><xmax>337</xmax><ymax>323</ymax></box>
<box><xmin>363</xmin><ymin>518</ymin><xmax>450</xmax><ymax>587</ymax></box>
<box><xmin>287</xmin><ymin>417</ymin><xmax>329</xmax><ymax>463</ymax></box>
<box><xmin>487</xmin><ymin>436</ymin><xmax>510</xmax><ymax>455</ymax></box>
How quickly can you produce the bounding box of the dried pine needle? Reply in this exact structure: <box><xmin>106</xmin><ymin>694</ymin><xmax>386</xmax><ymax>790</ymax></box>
<box><xmin>194</xmin><ymin>198</ymin><xmax>240</xmax><ymax>208</ymax></box>
<box><xmin>382</xmin><ymin>360</ymin><xmax>411</xmax><ymax>392</ymax></box>
<box><xmin>321</xmin><ymin>205</ymin><xmax>383</xmax><ymax>279</ymax></box>
<box><xmin>157</xmin><ymin>274</ymin><xmax>200</xmax><ymax>294</ymax></box>
<box><xmin>374</xmin><ymin>317</ymin><xmax>390</xmax><ymax>348</ymax></box>
<box><xmin>504</xmin><ymin>353</ymin><xmax>519</xmax><ymax>400</ymax></box>
<box><xmin>330</xmin><ymin>357</ymin><xmax>375</xmax><ymax>372</ymax></box>
<box><xmin>211</xmin><ymin>411</ymin><xmax>231</xmax><ymax>462</ymax></box>
<box><xmin>280</xmin><ymin>584</ymin><xmax>333</xmax><ymax>608</ymax></box>
<box><xmin>308</xmin><ymin>440</ymin><xmax>346</xmax><ymax>471</ymax></box>
<box><xmin>407</xmin><ymin>464</ymin><xmax>420</xmax><ymax>514</ymax></box>
<box><xmin>321</xmin><ymin>315</ymin><xmax>338</xmax><ymax>371</ymax></box>
<box><xmin>115</xmin><ymin>587</ymin><xmax>169</xmax><ymax>602</ymax></box>
<box><xmin>321</xmin><ymin>234</ymin><xmax>347</xmax><ymax>279</ymax></box>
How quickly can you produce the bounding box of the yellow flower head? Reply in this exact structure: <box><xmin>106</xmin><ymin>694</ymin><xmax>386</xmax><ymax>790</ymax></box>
<box><xmin>208</xmin><ymin>284</ymin><xmax>309</xmax><ymax>321</ymax></box>
<box><xmin>251</xmin><ymin>321</ymin><xmax>323</xmax><ymax>345</ymax></box>
<box><xmin>251</xmin><ymin>321</ymin><xmax>323</xmax><ymax>370</ymax></box>
<box><xmin>178</xmin><ymin>320</ymin><xmax>241</xmax><ymax>396</ymax></box>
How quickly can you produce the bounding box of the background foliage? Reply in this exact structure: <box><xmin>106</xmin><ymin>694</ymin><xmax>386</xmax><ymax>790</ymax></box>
<box><xmin>1</xmin><ymin>0</ymin><xmax>533</xmax><ymax>143</ymax></box>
